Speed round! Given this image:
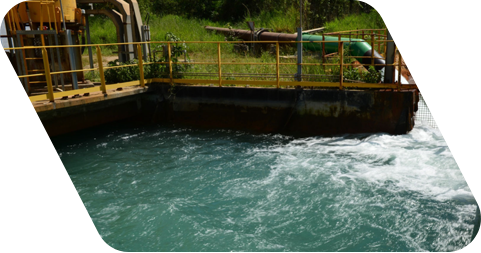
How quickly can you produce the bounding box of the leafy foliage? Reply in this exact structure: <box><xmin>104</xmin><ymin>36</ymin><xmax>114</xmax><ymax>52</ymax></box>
<box><xmin>344</xmin><ymin>66</ymin><xmax>382</xmax><ymax>84</ymax></box>
<box><xmin>104</xmin><ymin>59</ymin><xmax>140</xmax><ymax>84</ymax></box>
<box><xmin>104</xmin><ymin>32</ymin><xmax>190</xmax><ymax>83</ymax></box>
<box><xmin>86</xmin><ymin>1</ymin><xmax>383</xmax><ymax>48</ymax></box>
<box><xmin>362</xmin><ymin>66</ymin><xmax>382</xmax><ymax>83</ymax></box>
<box><xmin>164</xmin><ymin>32</ymin><xmax>190</xmax><ymax>78</ymax></box>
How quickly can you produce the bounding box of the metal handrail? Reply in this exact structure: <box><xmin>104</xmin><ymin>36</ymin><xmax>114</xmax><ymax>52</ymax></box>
<box><xmin>4</xmin><ymin>40</ymin><xmax>414</xmax><ymax>103</ymax></box>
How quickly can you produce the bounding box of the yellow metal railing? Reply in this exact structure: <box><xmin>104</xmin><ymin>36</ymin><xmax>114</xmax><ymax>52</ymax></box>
<box><xmin>324</xmin><ymin>28</ymin><xmax>388</xmax><ymax>56</ymax></box>
<box><xmin>4</xmin><ymin>39</ymin><xmax>416</xmax><ymax>103</ymax></box>
<box><xmin>324</xmin><ymin>22</ymin><xmax>411</xmax><ymax>56</ymax></box>
<box><xmin>6</xmin><ymin>1</ymin><xmax>60</xmax><ymax>35</ymax></box>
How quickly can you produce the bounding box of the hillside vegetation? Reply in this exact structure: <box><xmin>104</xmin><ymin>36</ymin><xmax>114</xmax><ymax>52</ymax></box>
<box><xmin>135</xmin><ymin>0</ymin><xmax>379</xmax><ymax>29</ymax></box>
<box><xmin>85</xmin><ymin>0</ymin><xmax>386</xmax><ymax>47</ymax></box>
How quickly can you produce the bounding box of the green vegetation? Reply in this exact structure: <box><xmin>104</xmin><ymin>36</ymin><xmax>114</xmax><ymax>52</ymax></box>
<box><xmin>85</xmin><ymin>0</ymin><xmax>384</xmax><ymax>46</ymax></box>
<box><xmin>83</xmin><ymin>0</ymin><xmax>386</xmax><ymax>84</ymax></box>
<box><xmin>345</xmin><ymin>66</ymin><xmax>382</xmax><ymax>83</ymax></box>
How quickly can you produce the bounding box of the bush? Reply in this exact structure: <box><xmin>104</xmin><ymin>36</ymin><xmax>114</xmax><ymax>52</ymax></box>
<box><xmin>362</xmin><ymin>66</ymin><xmax>382</xmax><ymax>83</ymax></box>
<box><xmin>344</xmin><ymin>65</ymin><xmax>382</xmax><ymax>84</ymax></box>
<box><xmin>104</xmin><ymin>32</ymin><xmax>190</xmax><ymax>83</ymax></box>
<box><xmin>104</xmin><ymin>59</ymin><xmax>140</xmax><ymax>84</ymax></box>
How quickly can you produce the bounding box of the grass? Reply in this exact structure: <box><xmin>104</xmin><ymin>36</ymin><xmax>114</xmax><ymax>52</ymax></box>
<box><xmin>323</xmin><ymin>9</ymin><xmax>386</xmax><ymax>33</ymax></box>
<box><xmin>84</xmin><ymin>11</ymin><xmax>386</xmax><ymax>84</ymax></box>
<box><xmin>245</xmin><ymin>7</ymin><xmax>299</xmax><ymax>33</ymax></box>
<box><xmin>86</xmin><ymin>9</ymin><xmax>386</xmax><ymax>55</ymax></box>
<box><xmin>84</xmin><ymin>12</ymin><xmax>364</xmax><ymax>84</ymax></box>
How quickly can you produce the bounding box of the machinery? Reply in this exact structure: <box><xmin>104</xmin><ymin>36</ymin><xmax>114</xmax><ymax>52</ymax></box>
<box><xmin>2</xmin><ymin>0</ymin><xmax>149</xmax><ymax>94</ymax></box>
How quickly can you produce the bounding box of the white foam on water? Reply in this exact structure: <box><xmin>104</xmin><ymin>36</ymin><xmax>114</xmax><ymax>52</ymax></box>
<box><xmin>232</xmin><ymin>124</ymin><xmax>475</xmax><ymax>250</ymax></box>
<box><xmin>251</xmin><ymin>124</ymin><xmax>471</xmax><ymax>203</ymax></box>
<box><xmin>57</xmin><ymin>122</ymin><xmax>477</xmax><ymax>251</ymax></box>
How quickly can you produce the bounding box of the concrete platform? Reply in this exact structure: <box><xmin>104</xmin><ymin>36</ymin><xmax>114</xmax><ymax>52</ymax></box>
<box><xmin>145</xmin><ymin>84</ymin><xmax>417</xmax><ymax>136</ymax></box>
<box><xmin>35</xmin><ymin>86</ymin><xmax>147</xmax><ymax>136</ymax></box>
<box><xmin>35</xmin><ymin>84</ymin><xmax>418</xmax><ymax>137</ymax></box>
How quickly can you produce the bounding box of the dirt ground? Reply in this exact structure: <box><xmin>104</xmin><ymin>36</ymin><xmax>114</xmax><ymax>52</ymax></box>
<box><xmin>82</xmin><ymin>55</ymin><xmax>118</xmax><ymax>69</ymax></box>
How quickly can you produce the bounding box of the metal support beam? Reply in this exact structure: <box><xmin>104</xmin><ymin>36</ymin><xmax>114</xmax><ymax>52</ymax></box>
<box><xmin>53</xmin><ymin>33</ymin><xmax>65</xmax><ymax>90</ymax></box>
<box><xmin>65</xmin><ymin>29</ymin><xmax>78</xmax><ymax>90</ymax></box>
<box><xmin>15</xmin><ymin>34</ymin><xmax>28</xmax><ymax>93</ymax></box>
<box><xmin>297</xmin><ymin>0</ymin><xmax>303</xmax><ymax>81</ymax></box>
<box><xmin>47</xmin><ymin>35</ymin><xmax>58</xmax><ymax>89</ymax></box>
<box><xmin>125</xmin><ymin>0</ymin><xmax>144</xmax><ymax>43</ymax></box>
<box><xmin>86</xmin><ymin>9</ymin><xmax>126</xmax><ymax>62</ymax></box>
<box><xmin>383</xmin><ymin>30</ymin><xmax>395</xmax><ymax>84</ymax></box>
<box><xmin>85</xmin><ymin>14</ymin><xmax>94</xmax><ymax>73</ymax></box>
<box><xmin>296</xmin><ymin>27</ymin><xmax>302</xmax><ymax>81</ymax></box>
<box><xmin>141</xmin><ymin>25</ymin><xmax>150</xmax><ymax>62</ymax></box>
<box><xmin>78</xmin><ymin>0</ymin><xmax>134</xmax><ymax>60</ymax></box>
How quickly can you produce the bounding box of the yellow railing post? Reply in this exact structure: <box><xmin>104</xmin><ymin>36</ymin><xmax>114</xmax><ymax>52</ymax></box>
<box><xmin>168</xmin><ymin>42</ymin><xmax>173</xmax><ymax>85</ymax></box>
<box><xmin>339</xmin><ymin>42</ymin><xmax>344</xmax><ymax>90</ymax></box>
<box><xmin>276</xmin><ymin>42</ymin><xmax>280</xmax><ymax>88</ymax></box>
<box><xmin>384</xmin><ymin>29</ymin><xmax>388</xmax><ymax>56</ymax></box>
<box><xmin>96</xmin><ymin>46</ymin><xmax>107</xmax><ymax>94</ymax></box>
<box><xmin>398</xmin><ymin>50</ymin><xmax>402</xmax><ymax>91</ymax></box>
<box><xmin>217</xmin><ymin>42</ymin><xmax>222</xmax><ymax>87</ymax></box>
<box><xmin>137</xmin><ymin>44</ymin><xmax>145</xmax><ymax>87</ymax></box>
<box><xmin>41</xmin><ymin>48</ymin><xmax>54</xmax><ymax>102</ymax></box>
<box><xmin>371</xmin><ymin>33</ymin><xmax>375</xmax><ymax>66</ymax></box>
<box><xmin>322</xmin><ymin>35</ymin><xmax>326</xmax><ymax>67</ymax></box>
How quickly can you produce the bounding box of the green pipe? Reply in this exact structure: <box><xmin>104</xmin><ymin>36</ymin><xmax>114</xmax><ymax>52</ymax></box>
<box><xmin>301</xmin><ymin>34</ymin><xmax>385</xmax><ymax>70</ymax></box>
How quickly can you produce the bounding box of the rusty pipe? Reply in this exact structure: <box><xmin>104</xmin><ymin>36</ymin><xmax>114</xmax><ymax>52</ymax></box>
<box><xmin>205</xmin><ymin>26</ymin><xmax>408</xmax><ymax>84</ymax></box>
<box><xmin>456</xmin><ymin>41</ymin><xmax>476</xmax><ymax>65</ymax></box>
<box><xmin>205</xmin><ymin>26</ymin><xmax>297</xmax><ymax>41</ymax></box>
<box><xmin>205</xmin><ymin>26</ymin><xmax>386</xmax><ymax>70</ymax></box>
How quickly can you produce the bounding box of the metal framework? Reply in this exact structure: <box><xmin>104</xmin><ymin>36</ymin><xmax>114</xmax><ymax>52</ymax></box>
<box><xmin>4</xmin><ymin>39</ymin><xmax>417</xmax><ymax>103</ymax></box>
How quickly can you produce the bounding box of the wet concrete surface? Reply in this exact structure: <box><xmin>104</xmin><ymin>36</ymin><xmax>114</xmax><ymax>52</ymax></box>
<box><xmin>144</xmin><ymin>84</ymin><xmax>417</xmax><ymax>136</ymax></box>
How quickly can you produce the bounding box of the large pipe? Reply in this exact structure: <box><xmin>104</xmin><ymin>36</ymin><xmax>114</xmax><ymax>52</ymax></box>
<box><xmin>205</xmin><ymin>26</ymin><xmax>385</xmax><ymax>70</ymax></box>
<box><xmin>303</xmin><ymin>34</ymin><xmax>385</xmax><ymax>70</ymax></box>
<box><xmin>206</xmin><ymin>26</ymin><xmax>385</xmax><ymax>69</ymax></box>
<box><xmin>384</xmin><ymin>0</ymin><xmax>402</xmax><ymax>83</ymax></box>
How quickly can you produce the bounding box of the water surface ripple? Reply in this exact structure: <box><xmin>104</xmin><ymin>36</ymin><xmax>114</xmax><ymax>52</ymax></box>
<box><xmin>53</xmin><ymin>121</ymin><xmax>477</xmax><ymax>251</ymax></box>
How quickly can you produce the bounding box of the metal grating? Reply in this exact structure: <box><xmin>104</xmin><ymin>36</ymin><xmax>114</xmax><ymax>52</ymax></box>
<box><xmin>416</xmin><ymin>93</ymin><xmax>481</xmax><ymax>133</ymax></box>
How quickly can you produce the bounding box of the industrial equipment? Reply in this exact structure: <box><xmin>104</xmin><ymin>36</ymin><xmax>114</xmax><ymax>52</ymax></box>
<box><xmin>2</xmin><ymin>0</ymin><xmax>149</xmax><ymax>95</ymax></box>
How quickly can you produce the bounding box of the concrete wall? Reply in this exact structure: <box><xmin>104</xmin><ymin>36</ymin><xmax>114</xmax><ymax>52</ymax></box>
<box><xmin>38</xmin><ymin>92</ymin><xmax>143</xmax><ymax>136</ymax></box>
<box><xmin>38</xmin><ymin>84</ymin><xmax>417</xmax><ymax>137</ymax></box>
<box><xmin>144</xmin><ymin>84</ymin><xmax>417</xmax><ymax>136</ymax></box>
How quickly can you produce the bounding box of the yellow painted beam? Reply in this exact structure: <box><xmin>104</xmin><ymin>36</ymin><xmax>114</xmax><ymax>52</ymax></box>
<box><xmin>0</xmin><ymin>94</ymin><xmax>48</xmax><ymax>107</ymax></box>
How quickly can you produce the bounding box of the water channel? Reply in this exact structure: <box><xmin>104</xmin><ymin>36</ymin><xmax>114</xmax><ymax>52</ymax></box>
<box><xmin>0</xmin><ymin>109</ymin><xmax>481</xmax><ymax>251</ymax></box>
<box><xmin>53</xmin><ymin>120</ymin><xmax>477</xmax><ymax>251</ymax></box>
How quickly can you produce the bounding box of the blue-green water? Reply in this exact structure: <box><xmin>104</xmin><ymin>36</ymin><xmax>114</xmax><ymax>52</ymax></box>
<box><xmin>53</xmin><ymin>121</ymin><xmax>477</xmax><ymax>252</ymax></box>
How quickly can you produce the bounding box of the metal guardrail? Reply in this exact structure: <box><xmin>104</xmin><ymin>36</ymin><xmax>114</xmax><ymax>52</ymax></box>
<box><xmin>324</xmin><ymin>28</ymin><xmax>388</xmax><ymax>56</ymax></box>
<box><xmin>4</xmin><ymin>39</ymin><xmax>416</xmax><ymax>103</ymax></box>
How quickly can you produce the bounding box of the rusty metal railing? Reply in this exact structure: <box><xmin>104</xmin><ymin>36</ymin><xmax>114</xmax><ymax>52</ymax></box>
<box><xmin>4</xmin><ymin>39</ymin><xmax>415</xmax><ymax>103</ymax></box>
<box><xmin>324</xmin><ymin>28</ymin><xmax>388</xmax><ymax>56</ymax></box>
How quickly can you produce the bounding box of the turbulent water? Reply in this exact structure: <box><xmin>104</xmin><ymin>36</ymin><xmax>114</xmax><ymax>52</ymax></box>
<box><xmin>53</xmin><ymin>121</ymin><xmax>477</xmax><ymax>252</ymax></box>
